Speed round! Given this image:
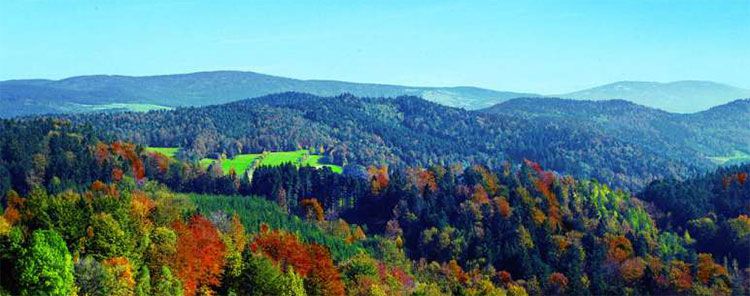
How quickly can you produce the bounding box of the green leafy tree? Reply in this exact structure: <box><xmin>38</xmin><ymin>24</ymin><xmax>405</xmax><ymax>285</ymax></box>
<box><xmin>154</xmin><ymin>266</ymin><xmax>183</xmax><ymax>296</ymax></box>
<box><xmin>238</xmin><ymin>254</ymin><xmax>288</xmax><ymax>295</ymax></box>
<box><xmin>134</xmin><ymin>265</ymin><xmax>151</xmax><ymax>296</ymax></box>
<box><xmin>17</xmin><ymin>229</ymin><xmax>74</xmax><ymax>296</ymax></box>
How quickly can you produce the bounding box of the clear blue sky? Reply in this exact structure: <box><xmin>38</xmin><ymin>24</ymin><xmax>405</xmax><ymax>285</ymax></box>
<box><xmin>1</xmin><ymin>0</ymin><xmax>747</xmax><ymax>93</ymax></box>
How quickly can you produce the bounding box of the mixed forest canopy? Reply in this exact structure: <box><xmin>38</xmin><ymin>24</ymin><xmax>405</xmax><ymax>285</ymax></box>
<box><xmin>0</xmin><ymin>117</ymin><xmax>748</xmax><ymax>295</ymax></box>
<box><xmin>62</xmin><ymin>92</ymin><xmax>750</xmax><ymax>191</ymax></box>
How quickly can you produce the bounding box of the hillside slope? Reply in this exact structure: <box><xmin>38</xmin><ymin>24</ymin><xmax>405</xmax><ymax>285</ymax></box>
<box><xmin>484</xmin><ymin>97</ymin><xmax>750</xmax><ymax>162</ymax></box>
<box><xmin>61</xmin><ymin>93</ymin><xmax>749</xmax><ymax>190</ymax></box>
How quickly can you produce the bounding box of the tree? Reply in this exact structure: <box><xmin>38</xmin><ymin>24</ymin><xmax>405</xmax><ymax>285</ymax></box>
<box><xmin>619</xmin><ymin>257</ymin><xmax>646</xmax><ymax>282</ymax></box>
<box><xmin>17</xmin><ymin>229</ymin><xmax>74</xmax><ymax>296</ymax></box>
<box><xmin>668</xmin><ymin>260</ymin><xmax>693</xmax><ymax>292</ymax></box>
<box><xmin>102</xmin><ymin>256</ymin><xmax>136</xmax><ymax>296</ymax></box>
<box><xmin>237</xmin><ymin>254</ymin><xmax>288</xmax><ymax>295</ymax></box>
<box><xmin>546</xmin><ymin>272</ymin><xmax>569</xmax><ymax>294</ymax></box>
<box><xmin>75</xmin><ymin>256</ymin><xmax>110</xmax><ymax>296</ymax></box>
<box><xmin>301</xmin><ymin>198</ymin><xmax>325</xmax><ymax>222</ymax></box>
<box><xmin>368</xmin><ymin>166</ymin><xmax>389</xmax><ymax>194</ymax></box>
<box><xmin>88</xmin><ymin>213</ymin><xmax>134</xmax><ymax>259</ymax></box>
<box><xmin>154</xmin><ymin>266</ymin><xmax>184</xmax><ymax>296</ymax></box>
<box><xmin>606</xmin><ymin>235</ymin><xmax>633</xmax><ymax>263</ymax></box>
<box><xmin>305</xmin><ymin>244</ymin><xmax>345</xmax><ymax>296</ymax></box>
<box><xmin>276</xmin><ymin>187</ymin><xmax>288</xmax><ymax>212</ymax></box>
<box><xmin>172</xmin><ymin>215</ymin><xmax>227</xmax><ymax>296</ymax></box>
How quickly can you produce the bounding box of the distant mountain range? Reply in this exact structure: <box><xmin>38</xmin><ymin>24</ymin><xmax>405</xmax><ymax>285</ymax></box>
<box><xmin>558</xmin><ymin>80</ymin><xmax>750</xmax><ymax>113</ymax></box>
<box><xmin>0</xmin><ymin>71</ymin><xmax>536</xmax><ymax>118</ymax></box>
<box><xmin>1</xmin><ymin>70</ymin><xmax>748</xmax><ymax>117</ymax></box>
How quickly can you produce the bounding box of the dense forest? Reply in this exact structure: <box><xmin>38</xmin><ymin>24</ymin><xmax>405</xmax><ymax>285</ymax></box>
<box><xmin>61</xmin><ymin>93</ymin><xmax>749</xmax><ymax>190</ymax></box>
<box><xmin>1</xmin><ymin>118</ymin><xmax>748</xmax><ymax>295</ymax></box>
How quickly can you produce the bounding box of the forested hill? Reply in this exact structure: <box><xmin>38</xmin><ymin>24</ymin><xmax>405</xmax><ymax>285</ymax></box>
<box><xmin>0</xmin><ymin>71</ymin><xmax>537</xmax><ymax>117</ymax></box>
<box><xmin>1</xmin><ymin>118</ymin><xmax>747</xmax><ymax>295</ymax></box>
<box><xmin>483</xmin><ymin>97</ymin><xmax>750</xmax><ymax>164</ymax></box>
<box><xmin>62</xmin><ymin>93</ymin><xmax>747</xmax><ymax>190</ymax></box>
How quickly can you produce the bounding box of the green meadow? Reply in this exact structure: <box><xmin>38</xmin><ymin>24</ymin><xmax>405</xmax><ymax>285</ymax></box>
<box><xmin>144</xmin><ymin>147</ymin><xmax>180</xmax><ymax>158</ymax></box>
<box><xmin>708</xmin><ymin>150</ymin><xmax>750</xmax><ymax>166</ymax></box>
<box><xmin>146</xmin><ymin>147</ymin><xmax>343</xmax><ymax>174</ymax></box>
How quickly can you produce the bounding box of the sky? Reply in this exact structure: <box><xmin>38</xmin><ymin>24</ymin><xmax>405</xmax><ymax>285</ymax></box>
<box><xmin>0</xmin><ymin>0</ymin><xmax>748</xmax><ymax>94</ymax></box>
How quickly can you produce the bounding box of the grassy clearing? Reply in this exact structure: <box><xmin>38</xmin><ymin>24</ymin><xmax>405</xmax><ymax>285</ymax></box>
<box><xmin>203</xmin><ymin>150</ymin><xmax>343</xmax><ymax>174</ymax></box>
<box><xmin>708</xmin><ymin>150</ymin><xmax>750</xmax><ymax>166</ymax></box>
<box><xmin>67</xmin><ymin>102</ymin><xmax>174</xmax><ymax>113</ymax></box>
<box><xmin>146</xmin><ymin>147</ymin><xmax>342</xmax><ymax>174</ymax></box>
<box><xmin>144</xmin><ymin>147</ymin><xmax>180</xmax><ymax>158</ymax></box>
<box><xmin>211</xmin><ymin>154</ymin><xmax>261</xmax><ymax>174</ymax></box>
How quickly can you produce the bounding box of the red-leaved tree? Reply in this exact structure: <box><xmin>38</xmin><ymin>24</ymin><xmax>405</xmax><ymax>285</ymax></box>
<box><xmin>172</xmin><ymin>215</ymin><xmax>226</xmax><ymax>296</ymax></box>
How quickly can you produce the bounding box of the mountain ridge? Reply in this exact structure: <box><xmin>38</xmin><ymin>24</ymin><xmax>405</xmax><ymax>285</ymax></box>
<box><xmin>0</xmin><ymin>70</ymin><xmax>538</xmax><ymax>117</ymax></box>
<box><xmin>4</xmin><ymin>70</ymin><xmax>748</xmax><ymax>117</ymax></box>
<box><xmin>557</xmin><ymin>80</ymin><xmax>750</xmax><ymax>113</ymax></box>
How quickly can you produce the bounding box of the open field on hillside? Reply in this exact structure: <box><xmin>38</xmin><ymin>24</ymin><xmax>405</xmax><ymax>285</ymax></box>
<box><xmin>146</xmin><ymin>147</ymin><xmax>343</xmax><ymax>174</ymax></box>
<box><xmin>708</xmin><ymin>150</ymin><xmax>750</xmax><ymax>166</ymax></box>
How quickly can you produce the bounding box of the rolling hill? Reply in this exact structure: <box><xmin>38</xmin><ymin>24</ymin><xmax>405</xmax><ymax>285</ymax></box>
<box><xmin>0</xmin><ymin>71</ymin><xmax>537</xmax><ymax>117</ymax></box>
<box><xmin>3</xmin><ymin>71</ymin><xmax>746</xmax><ymax>117</ymax></box>
<box><xmin>60</xmin><ymin>92</ymin><xmax>750</xmax><ymax>190</ymax></box>
<box><xmin>484</xmin><ymin>97</ymin><xmax>750</xmax><ymax>164</ymax></box>
<box><xmin>558</xmin><ymin>80</ymin><xmax>750</xmax><ymax>113</ymax></box>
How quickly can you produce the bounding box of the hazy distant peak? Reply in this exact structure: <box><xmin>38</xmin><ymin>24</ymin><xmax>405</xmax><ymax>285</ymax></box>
<box><xmin>558</xmin><ymin>80</ymin><xmax>750</xmax><ymax>113</ymax></box>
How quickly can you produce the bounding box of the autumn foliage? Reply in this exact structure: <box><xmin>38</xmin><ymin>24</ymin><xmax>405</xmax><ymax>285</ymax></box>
<box><xmin>547</xmin><ymin>272</ymin><xmax>569</xmax><ymax>291</ymax></box>
<box><xmin>368</xmin><ymin>165</ymin><xmax>389</xmax><ymax>194</ymax></box>
<box><xmin>301</xmin><ymin>198</ymin><xmax>325</xmax><ymax>222</ymax></box>
<box><xmin>619</xmin><ymin>257</ymin><xmax>646</xmax><ymax>282</ymax></box>
<box><xmin>668</xmin><ymin>260</ymin><xmax>693</xmax><ymax>292</ymax></box>
<box><xmin>112</xmin><ymin>141</ymin><xmax>146</xmax><ymax>181</ymax></box>
<box><xmin>406</xmin><ymin>167</ymin><xmax>438</xmax><ymax>194</ymax></box>
<box><xmin>2</xmin><ymin>190</ymin><xmax>24</xmax><ymax>225</ymax></box>
<box><xmin>251</xmin><ymin>226</ymin><xmax>345</xmax><ymax>295</ymax></box>
<box><xmin>495</xmin><ymin>197</ymin><xmax>512</xmax><ymax>218</ymax></box>
<box><xmin>696</xmin><ymin>253</ymin><xmax>728</xmax><ymax>285</ymax></box>
<box><xmin>172</xmin><ymin>215</ymin><xmax>227</xmax><ymax>296</ymax></box>
<box><xmin>607</xmin><ymin>235</ymin><xmax>633</xmax><ymax>263</ymax></box>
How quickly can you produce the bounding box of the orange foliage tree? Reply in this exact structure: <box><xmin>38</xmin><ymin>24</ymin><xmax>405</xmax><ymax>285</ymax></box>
<box><xmin>112</xmin><ymin>141</ymin><xmax>145</xmax><ymax>181</ymax></box>
<box><xmin>300</xmin><ymin>198</ymin><xmax>325</xmax><ymax>222</ymax></box>
<box><xmin>525</xmin><ymin>160</ymin><xmax>562</xmax><ymax>231</ymax></box>
<box><xmin>368</xmin><ymin>165</ymin><xmax>389</xmax><ymax>194</ymax></box>
<box><xmin>668</xmin><ymin>260</ymin><xmax>693</xmax><ymax>292</ymax></box>
<box><xmin>497</xmin><ymin>270</ymin><xmax>512</xmax><ymax>284</ymax></box>
<box><xmin>696</xmin><ymin>253</ymin><xmax>728</xmax><ymax>285</ymax></box>
<box><xmin>619</xmin><ymin>257</ymin><xmax>646</xmax><ymax>282</ymax></box>
<box><xmin>251</xmin><ymin>227</ymin><xmax>344</xmax><ymax>296</ymax></box>
<box><xmin>471</xmin><ymin>185</ymin><xmax>490</xmax><ymax>204</ymax></box>
<box><xmin>494</xmin><ymin>197</ymin><xmax>512</xmax><ymax>218</ymax></box>
<box><xmin>2</xmin><ymin>190</ymin><xmax>24</xmax><ymax>225</ymax></box>
<box><xmin>606</xmin><ymin>235</ymin><xmax>633</xmax><ymax>263</ymax></box>
<box><xmin>547</xmin><ymin>272</ymin><xmax>569</xmax><ymax>293</ymax></box>
<box><xmin>172</xmin><ymin>215</ymin><xmax>227</xmax><ymax>296</ymax></box>
<box><xmin>406</xmin><ymin>167</ymin><xmax>438</xmax><ymax>194</ymax></box>
<box><xmin>305</xmin><ymin>244</ymin><xmax>346</xmax><ymax>296</ymax></box>
<box><xmin>252</xmin><ymin>227</ymin><xmax>314</xmax><ymax>276</ymax></box>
